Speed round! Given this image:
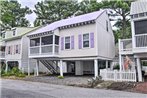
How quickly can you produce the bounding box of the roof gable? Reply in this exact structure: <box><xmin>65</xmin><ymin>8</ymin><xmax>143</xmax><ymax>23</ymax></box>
<box><xmin>28</xmin><ymin>10</ymin><xmax>105</xmax><ymax>36</ymax></box>
<box><xmin>130</xmin><ymin>0</ymin><xmax>147</xmax><ymax>15</ymax></box>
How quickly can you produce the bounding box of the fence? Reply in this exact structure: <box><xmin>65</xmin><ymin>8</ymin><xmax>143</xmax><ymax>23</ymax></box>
<box><xmin>100</xmin><ymin>69</ymin><xmax>137</xmax><ymax>82</ymax></box>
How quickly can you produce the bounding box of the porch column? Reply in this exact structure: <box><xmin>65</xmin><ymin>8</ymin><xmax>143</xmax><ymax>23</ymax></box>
<box><xmin>119</xmin><ymin>54</ymin><xmax>122</xmax><ymax>71</ymax></box>
<box><xmin>5</xmin><ymin>61</ymin><xmax>8</xmax><ymax>72</ymax></box>
<box><xmin>18</xmin><ymin>61</ymin><xmax>22</xmax><ymax>70</ymax></box>
<box><xmin>106</xmin><ymin>60</ymin><xmax>108</xmax><ymax>69</ymax></box>
<box><xmin>28</xmin><ymin>59</ymin><xmax>30</xmax><ymax>76</ymax></box>
<box><xmin>94</xmin><ymin>59</ymin><xmax>98</xmax><ymax>78</ymax></box>
<box><xmin>52</xmin><ymin>34</ymin><xmax>55</xmax><ymax>55</ymax></box>
<box><xmin>60</xmin><ymin>60</ymin><xmax>63</xmax><ymax>76</ymax></box>
<box><xmin>136</xmin><ymin>58</ymin><xmax>142</xmax><ymax>82</ymax></box>
<box><xmin>36</xmin><ymin>60</ymin><xmax>39</xmax><ymax>76</ymax></box>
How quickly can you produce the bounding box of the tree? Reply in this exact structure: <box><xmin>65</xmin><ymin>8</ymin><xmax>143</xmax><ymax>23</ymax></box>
<box><xmin>101</xmin><ymin>0</ymin><xmax>132</xmax><ymax>40</ymax></box>
<box><xmin>34</xmin><ymin>0</ymin><xmax>79</xmax><ymax>26</ymax></box>
<box><xmin>75</xmin><ymin>0</ymin><xmax>102</xmax><ymax>15</ymax></box>
<box><xmin>0</xmin><ymin>0</ymin><xmax>32</xmax><ymax>30</ymax></box>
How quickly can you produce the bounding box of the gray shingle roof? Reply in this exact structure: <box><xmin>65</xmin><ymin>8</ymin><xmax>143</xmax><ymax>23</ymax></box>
<box><xmin>130</xmin><ymin>0</ymin><xmax>147</xmax><ymax>15</ymax></box>
<box><xmin>28</xmin><ymin>10</ymin><xmax>105</xmax><ymax>36</ymax></box>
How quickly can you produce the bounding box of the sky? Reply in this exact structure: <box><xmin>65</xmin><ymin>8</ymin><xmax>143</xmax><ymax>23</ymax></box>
<box><xmin>17</xmin><ymin>0</ymin><xmax>104</xmax><ymax>27</ymax></box>
<box><xmin>18</xmin><ymin>0</ymin><xmax>42</xmax><ymax>27</ymax></box>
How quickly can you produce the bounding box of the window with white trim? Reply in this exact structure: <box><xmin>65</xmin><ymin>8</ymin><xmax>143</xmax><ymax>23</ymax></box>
<box><xmin>83</xmin><ymin>33</ymin><xmax>89</xmax><ymax>48</ymax></box>
<box><xmin>65</xmin><ymin>36</ymin><xmax>70</xmax><ymax>49</ymax></box>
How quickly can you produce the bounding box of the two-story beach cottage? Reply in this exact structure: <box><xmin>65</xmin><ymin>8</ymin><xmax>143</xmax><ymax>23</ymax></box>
<box><xmin>27</xmin><ymin>10</ymin><xmax>115</xmax><ymax>77</ymax></box>
<box><xmin>1</xmin><ymin>27</ymin><xmax>49</xmax><ymax>74</ymax></box>
<box><xmin>119</xmin><ymin>0</ymin><xmax>147</xmax><ymax>82</ymax></box>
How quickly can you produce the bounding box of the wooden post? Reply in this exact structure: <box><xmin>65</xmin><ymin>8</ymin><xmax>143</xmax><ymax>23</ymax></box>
<box><xmin>5</xmin><ymin>61</ymin><xmax>8</xmax><ymax>72</ymax></box>
<box><xmin>94</xmin><ymin>59</ymin><xmax>98</xmax><ymax>78</ymax></box>
<box><xmin>60</xmin><ymin>60</ymin><xmax>63</xmax><ymax>76</ymax></box>
<box><xmin>36</xmin><ymin>60</ymin><xmax>39</xmax><ymax>76</ymax></box>
<box><xmin>136</xmin><ymin>58</ymin><xmax>142</xmax><ymax>82</ymax></box>
<box><xmin>28</xmin><ymin>58</ymin><xmax>30</xmax><ymax>76</ymax></box>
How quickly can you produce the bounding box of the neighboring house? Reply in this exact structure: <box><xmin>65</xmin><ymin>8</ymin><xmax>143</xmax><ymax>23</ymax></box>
<box><xmin>119</xmin><ymin>0</ymin><xmax>147</xmax><ymax>82</ymax></box>
<box><xmin>0</xmin><ymin>27</ymin><xmax>49</xmax><ymax>73</ymax></box>
<box><xmin>0</xmin><ymin>32</ymin><xmax>6</xmax><ymax>65</ymax></box>
<box><xmin>27</xmin><ymin>10</ymin><xmax>115</xmax><ymax>77</ymax></box>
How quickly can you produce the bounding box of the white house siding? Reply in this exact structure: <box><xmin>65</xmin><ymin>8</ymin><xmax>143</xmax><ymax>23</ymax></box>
<box><xmin>59</xmin><ymin>23</ymin><xmax>97</xmax><ymax>58</ymax></box>
<box><xmin>96</xmin><ymin>11</ymin><xmax>115</xmax><ymax>60</ymax></box>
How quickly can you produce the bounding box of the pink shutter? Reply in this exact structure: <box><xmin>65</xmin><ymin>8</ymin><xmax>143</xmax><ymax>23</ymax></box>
<box><xmin>10</xmin><ymin>46</ymin><xmax>12</xmax><ymax>55</ymax></box>
<box><xmin>19</xmin><ymin>44</ymin><xmax>21</xmax><ymax>54</ymax></box>
<box><xmin>6</xmin><ymin>46</ymin><xmax>8</xmax><ymax>55</ymax></box>
<box><xmin>14</xmin><ymin>45</ymin><xmax>15</xmax><ymax>54</ymax></box>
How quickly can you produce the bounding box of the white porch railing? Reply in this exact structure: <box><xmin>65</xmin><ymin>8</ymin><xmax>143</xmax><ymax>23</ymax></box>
<box><xmin>135</xmin><ymin>33</ymin><xmax>147</xmax><ymax>47</ymax></box>
<box><xmin>100</xmin><ymin>69</ymin><xmax>136</xmax><ymax>82</ymax></box>
<box><xmin>119</xmin><ymin>39</ymin><xmax>132</xmax><ymax>52</ymax></box>
<box><xmin>29</xmin><ymin>45</ymin><xmax>59</xmax><ymax>55</ymax></box>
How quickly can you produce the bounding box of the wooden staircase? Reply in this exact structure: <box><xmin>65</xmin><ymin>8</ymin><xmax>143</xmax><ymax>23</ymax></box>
<box><xmin>40</xmin><ymin>60</ymin><xmax>59</xmax><ymax>74</ymax></box>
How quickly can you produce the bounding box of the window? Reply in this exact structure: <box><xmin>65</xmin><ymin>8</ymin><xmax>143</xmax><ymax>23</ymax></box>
<box><xmin>8</xmin><ymin>46</ymin><xmax>11</xmax><ymax>54</ymax></box>
<box><xmin>83</xmin><ymin>34</ymin><xmax>89</xmax><ymax>48</ymax></box>
<box><xmin>16</xmin><ymin>45</ymin><xmax>18</xmax><ymax>53</ymax></box>
<box><xmin>139</xmin><ymin>13</ymin><xmax>144</xmax><ymax>17</ymax></box>
<box><xmin>106</xmin><ymin>20</ymin><xmax>108</xmax><ymax>32</ymax></box>
<box><xmin>55</xmin><ymin>35</ymin><xmax>59</xmax><ymax>45</ymax></box>
<box><xmin>41</xmin><ymin>35</ymin><xmax>53</xmax><ymax>45</ymax></box>
<box><xmin>65</xmin><ymin>37</ymin><xmax>70</xmax><ymax>49</ymax></box>
<box><xmin>13</xmin><ymin>30</ymin><xmax>16</xmax><ymax>36</ymax></box>
<box><xmin>134</xmin><ymin>14</ymin><xmax>138</xmax><ymax>18</ymax></box>
<box><xmin>134</xmin><ymin>20</ymin><xmax>147</xmax><ymax>34</ymax></box>
<box><xmin>30</xmin><ymin>38</ymin><xmax>40</xmax><ymax>47</ymax></box>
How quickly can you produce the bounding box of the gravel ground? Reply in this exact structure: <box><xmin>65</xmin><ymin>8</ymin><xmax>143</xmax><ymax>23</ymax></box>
<box><xmin>23</xmin><ymin>75</ymin><xmax>91</xmax><ymax>86</ymax></box>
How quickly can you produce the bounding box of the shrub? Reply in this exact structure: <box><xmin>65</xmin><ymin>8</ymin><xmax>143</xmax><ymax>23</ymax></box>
<box><xmin>57</xmin><ymin>75</ymin><xmax>64</xmax><ymax>79</ymax></box>
<box><xmin>113</xmin><ymin>64</ymin><xmax>120</xmax><ymax>70</ymax></box>
<box><xmin>1</xmin><ymin>66</ymin><xmax>26</xmax><ymax>78</ymax></box>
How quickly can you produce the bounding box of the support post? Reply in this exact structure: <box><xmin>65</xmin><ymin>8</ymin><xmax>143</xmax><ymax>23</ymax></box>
<box><xmin>119</xmin><ymin>54</ymin><xmax>122</xmax><ymax>71</ymax></box>
<box><xmin>52</xmin><ymin>34</ymin><xmax>55</xmax><ymax>55</ymax></box>
<box><xmin>28</xmin><ymin>59</ymin><xmax>30</xmax><ymax>76</ymax></box>
<box><xmin>5</xmin><ymin>61</ymin><xmax>8</xmax><ymax>72</ymax></box>
<box><xmin>94</xmin><ymin>59</ymin><xmax>98</xmax><ymax>78</ymax></box>
<box><xmin>136</xmin><ymin>58</ymin><xmax>142</xmax><ymax>82</ymax></box>
<box><xmin>60</xmin><ymin>60</ymin><xmax>63</xmax><ymax>76</ymax></box>
<box><xmin>106</xmin><ymin>60</ymin><xmax>108</xmax><ymax>69</ymax></box>
<box><xmin>36</xmin><ymin>60</ymin><xmax>39</xmax><ymax>76</ymax></box>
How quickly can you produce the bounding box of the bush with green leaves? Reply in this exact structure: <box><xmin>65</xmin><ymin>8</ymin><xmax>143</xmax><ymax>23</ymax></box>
<box><xmin>57</xmin><ymin>75</ymin><xmax>64</xmax><ymax>79</ymax></box>
<box><xmin>1</xmin><ymin>67</ymin><xmax>26</xmax><ymax>78</ymax></box>
<box><xmin>113</xmin><ymin>64</ymin><xmax>120</xmax><ymax>70</ymax></box>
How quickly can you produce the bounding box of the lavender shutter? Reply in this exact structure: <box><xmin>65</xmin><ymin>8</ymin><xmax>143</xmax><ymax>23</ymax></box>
<box><xmin>61</xmin><ymin>37</ymin><xmax>64</xmax><ymax>50</ymax></box>
<box><xmin>78</xmin><ymin>34</ymin><xmax>82</xmax><ymax>49</ymax></box>
<box><xmin>71</xmin><ymin>35</ymin><xmax>74</xmax><ymax>49</ymax></box>
<box><xmin>90</xmin><ymin>32</ymin><xmax>94</xmax><ymax>48</ymax></box>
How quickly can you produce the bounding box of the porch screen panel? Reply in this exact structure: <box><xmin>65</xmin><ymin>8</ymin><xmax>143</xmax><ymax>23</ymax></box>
<box><xmin>134</xmin><ymin>20</ymin><xmax>147</xmax><ymax>34</ymax></box>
